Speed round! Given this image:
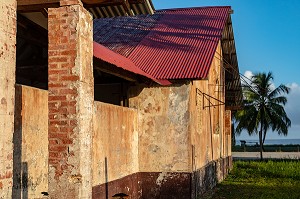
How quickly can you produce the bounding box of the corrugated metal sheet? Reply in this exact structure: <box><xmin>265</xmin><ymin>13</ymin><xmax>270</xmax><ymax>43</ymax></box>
<box><xmin>93</xmin><ymin>42</ymin><xmax>171</xmax><ymax>85</ymax></box>
<box><xmin>93</xmin><ymin>13</ymin><xmax>163</xmax><ymax>57</ymax></box>
<box><xmin>93</xmin><ymin>6</ymin><xmax>231</xmax><ymax>80</ymax></box>
<box><xmin>128</xmin><ymin>7</ymin><xmax>231</xmax><ymax>79</ymax></box>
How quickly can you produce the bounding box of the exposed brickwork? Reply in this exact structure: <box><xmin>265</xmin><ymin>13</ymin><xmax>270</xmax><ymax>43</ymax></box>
<box><xmin>48</xmin><ymin>4</ymin><xmax>93</xmax><ymax>198</ymax></box>
<box><xmin>0</xmin><ymin>0</ymin><xmax>16</xmax><ymax>198</ymax></box>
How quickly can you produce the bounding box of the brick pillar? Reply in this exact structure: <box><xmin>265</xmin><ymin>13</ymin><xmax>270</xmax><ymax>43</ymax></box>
<box><xmin>48</xmin><ymin>4</ymin><xmax>93</xmax><ymax>198</ymax></box>
<box><xmin>0</xmin><ymin>1</ymin><xmax>16</xmax><ymax>198</ymax></box>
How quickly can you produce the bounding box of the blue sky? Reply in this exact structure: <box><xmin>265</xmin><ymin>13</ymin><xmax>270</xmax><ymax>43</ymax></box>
<box><xmin>152</xmin><ymin>0</ymin><xmax>300</xmax><ymax>140</ymax></box>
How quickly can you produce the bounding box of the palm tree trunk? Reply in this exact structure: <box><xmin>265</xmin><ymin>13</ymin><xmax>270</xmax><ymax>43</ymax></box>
<box><xmin>259</xmin><ymin>115</ymin><xmax>264</xmax><ymax>161</ymax></box>
<box><xmin>259</xmin><ymin>129</ymin><xmax>263</xmax><ymax>160</ymax></box>
<box><xmin>262</xmin><ymin>130</ymin><xmax>267</xmax><ymax>151</ymax></box>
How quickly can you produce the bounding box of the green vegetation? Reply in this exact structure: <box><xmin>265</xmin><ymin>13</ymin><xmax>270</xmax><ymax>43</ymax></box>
<box><xmin>202</xmin><ymin>160</ymin><xmax>300</xmax><ymax>199</ymax></box>
<box><xmin>235</xmin><ymin>72</ymin><xmax>291</xmax><ymax>160</ymax></box>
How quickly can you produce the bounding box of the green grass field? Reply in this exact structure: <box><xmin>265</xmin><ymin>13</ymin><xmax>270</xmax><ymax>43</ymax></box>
<box><xmin>202</xmin><ymin>160</ymin><xmax>300</xmax><ymax>199</ymax></box>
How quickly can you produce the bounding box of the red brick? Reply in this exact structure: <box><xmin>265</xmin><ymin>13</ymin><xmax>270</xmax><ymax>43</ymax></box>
<box><xmin>49</xmin><ymin>126</ymin><xmax>59</xmax><ymax>133</ymax></box>
<box><xmin>61</xmin><ymin>49</ymin><xmax>77</xmax><ymax>56</ymax></box>
<box><xmin>49</xmin><ymin>69</ymin><xmax>69</xmax><ymax>75</ymax></box>
<box><xmin>49</xmin><ymin>133</ymin><xmax>68</xmax><ymax>139</ymax></box>
<box><xmin>49</xmin><ymin>139</ymin><xmax>59</xmax><ymax>145</ymax></box>
<box><xmin>49</xmin><ymin>83</ymin><xmax>65</xmax><ymax>88</ymax></box>
<box><xmin>49</xmin><ymin>120</ymin><xmax>68</xmax><ymax>126</ymax></box>
<box><xmin>60</xmin><ymin>75</ymin><xmax>79</xmax><ymax>81</ymax></box>
<box><xmin>49</xmin><ymin>75</ymin><xmax>59</xmax><ymax>82</ymax></box>
<box><xmin>49</xmin><ymin>63</ymin><xmax>59</xmax><ymax>69</ymax></box>
<box><xmin>70</xmin><ymin>119</ymin><xmax>78</xmax><ymax>126</ymax></box>
<box><xmin>61</xmin><ymin>138</ymin><xmax>73</xmax><ymax>145</ymax></box>
<box><xmin>49</xmin><ymin>114</ymin><xmax>58</xmax><ymax>120</ymax></box>
<box><xmin>59</xmin><ymin>88</ymin><xmax>78</xmax><ymax>95</ymax></box>
<box><xmin>49</xmin><ymin>145</ymin><xmax>67</xmax><ymax>152</ymax></box>
<box><xmin>60</xmin><ymin>100</ymin><xmax>77</xmax><ymax>107</ymax></box>
<box><xmin>49</xmin><ymin>57</ymin><xmax>68</xmax><ymax>63</ymax></box>
<box><xmin>49</xmin><ymin>95</ymin><xmax>67</xmax><ymax>101</ymax></box>
<box><xmin>49</xmin><ymin>152</ymin><xmax>59</xmax><ymax>158</ymax></box>
<box><xmin>49</xmin><ymin>108</ymin><xmax>59</xmax><ymax>114</ymax></box>
<box><xmin>69</xmin><ymin>107</ymin><xmax>77</xmax><ymax>114</ymax></box>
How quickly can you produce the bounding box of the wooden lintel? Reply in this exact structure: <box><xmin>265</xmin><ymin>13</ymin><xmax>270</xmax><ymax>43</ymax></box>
<box><xmin>94</xmin><ymin>58</ymin><xmax>138</xmax><ymax>82</ymax></box>
<box><xmin>17</xmin><ymin>0</ymin><xmax>59</xmax><ymax>6</ymax></box>
<box><xmin>17</xmin><ymin>0</ymin><xmax>59</xmax><ymax>11</ymax></box>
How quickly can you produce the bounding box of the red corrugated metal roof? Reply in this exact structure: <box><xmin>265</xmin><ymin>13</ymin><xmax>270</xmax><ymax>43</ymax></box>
<box><xmin>93</xmin><ymin>6</ymin><xmax>231</xmax><ymax>81</ymax></box>
<box><xmin>93</xmin><ymin>42</ymin><xmax>171</xmax><ymax>85</ymax></box>
<box><xmin>128</xmin><ymin>7</ymin><xmax>230</xmax><ymax>79</ymax></box>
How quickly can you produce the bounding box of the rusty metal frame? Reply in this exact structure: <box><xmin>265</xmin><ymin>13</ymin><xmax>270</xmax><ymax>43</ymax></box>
<box><xmin>196</xmin><ymin>88</ymin><xmax>225</xmax><ymax>109</ymax></box>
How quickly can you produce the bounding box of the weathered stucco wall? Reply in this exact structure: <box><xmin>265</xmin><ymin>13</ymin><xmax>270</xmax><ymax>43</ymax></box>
<box><xmin>14</xmin><ymin>85</ymin><xmax>48</xmax><ymax>198</ymax></box>
<box><xmin>92</xmin><ymin>101</ymin><xmax>139</xmax><ymax>186</ymax></box>
<box><xmin>0</xmin><ymin>0</ymin><xmax>16</xmax><ymax>197</ymax></box>
<box><xmin>129</xmin><ymin>83</ymin><xmax>191</xmax><ymax>173</ymax></box>
<box><xmin>189</xmin><ymin>42</ymin><xmax>232</xmax><ymax>197</ymax></box>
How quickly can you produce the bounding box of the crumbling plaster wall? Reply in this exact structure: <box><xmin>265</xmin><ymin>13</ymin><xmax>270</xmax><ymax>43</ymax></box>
<box><xmin>92</xmin><ymin>101</ymin><xmax>139</xmax><ymax>186</ymax></box>
<box><xmin>129</xmin><ymin>83</ymin><xmax>191</xmax><ymax>173</ymax></box>
<box><xmin>14</xmin><ymin>85</ymin><xmax>48</xmax><ymax>199</ymax></box>
<box><xmin>0</xmin><ymin>0</ymin><xmax>16</xmax><ymax>197</ymax></box>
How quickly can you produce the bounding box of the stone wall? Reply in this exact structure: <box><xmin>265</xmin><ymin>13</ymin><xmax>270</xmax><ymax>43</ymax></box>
<box><xmin>0</xmin><ymin>0</ymin><xmax>16</xmax><ymax>198</ymax></box>
<box><xmin>13</xmin><ymin>85</ymin><xmax>48</xmax><ymax>198</ymax></box>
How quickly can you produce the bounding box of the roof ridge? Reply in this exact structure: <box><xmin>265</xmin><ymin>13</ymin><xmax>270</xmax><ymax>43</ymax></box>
<box><xmin>156</xmin><ymin>6</ymin><xmax>231</xmax><ymax>13</ymax></box>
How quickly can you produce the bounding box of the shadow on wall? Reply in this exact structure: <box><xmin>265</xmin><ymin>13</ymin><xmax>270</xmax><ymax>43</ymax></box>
<box><xmin>12</xmin><ymin>86</ymin><xmax>28</xmax><ymax>199</ymax></box>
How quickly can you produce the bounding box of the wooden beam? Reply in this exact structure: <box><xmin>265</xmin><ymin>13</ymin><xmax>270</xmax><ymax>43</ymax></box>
<box><xmin>17</xmin><ymin>0</ymin><xmax>59</xmax><ymax>12</ymax></box>
<box><xmin>82</xmin><ymin>0</ymin><xmax>145</xmax><ymax>4</ymax></box>
<box><xmin>17</xmin><ymin>0</ymin><xmax>59</xmax><ymax>6</ymax></box>
<box><xmin>83</xmin><ymin>0</ymin><xmax>124</xmax><ymax>6</ymax></box>
<box><xmin>94</xmin><ymin>57</ymin><xmax>138</xmax><ymax>82</ymax></box>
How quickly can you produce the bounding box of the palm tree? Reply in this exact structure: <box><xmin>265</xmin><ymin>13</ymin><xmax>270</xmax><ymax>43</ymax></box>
<box><xmin>235</xmin><ymin>72</ymin><xmax>291</xmax><ymax>160</ymax></box>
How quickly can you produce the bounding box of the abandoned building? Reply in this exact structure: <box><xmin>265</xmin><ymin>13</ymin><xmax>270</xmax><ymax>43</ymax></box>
<box><xmin>0</xmin><ymin>0</ymin><xmax>242</xmax><ymax>198</ymax></box>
